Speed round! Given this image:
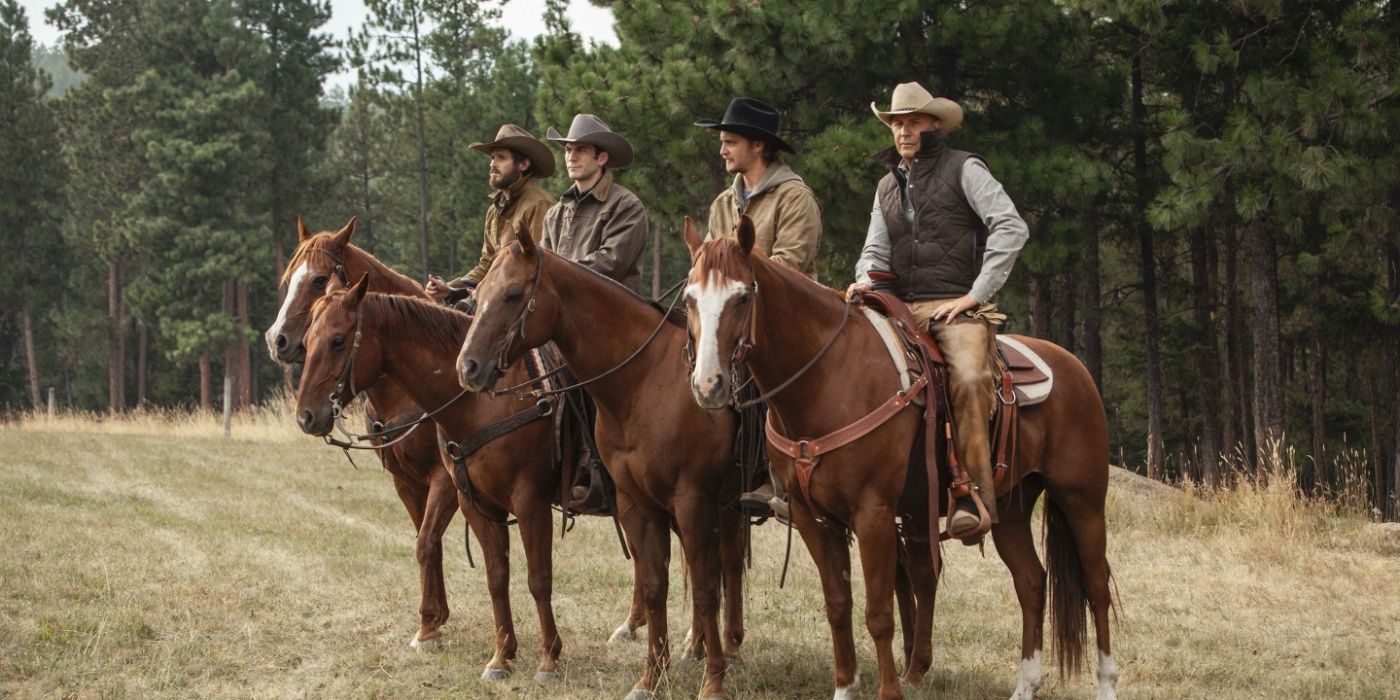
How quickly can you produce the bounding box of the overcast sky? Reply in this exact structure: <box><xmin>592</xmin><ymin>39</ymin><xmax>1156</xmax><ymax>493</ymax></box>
<box><xmin>21</xmin><ymin>0</ymin><xmax>617</xmax><ymax>89</ymax></box>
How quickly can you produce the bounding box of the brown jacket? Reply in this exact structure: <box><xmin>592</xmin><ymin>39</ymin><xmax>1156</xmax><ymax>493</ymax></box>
<box><xmin>452</xmin><ymin>176</ymin><xmax>555</xmax><ymax>287</ymax></box>
<box><xmin>542</xmin><ymin>170</ymin><xmax>648</xmax><ymax>293</ymax></box>
<box><xmin>706</xmin><ymin>162</ymin><xmax>822</xmax><ymax>279</ymax></box>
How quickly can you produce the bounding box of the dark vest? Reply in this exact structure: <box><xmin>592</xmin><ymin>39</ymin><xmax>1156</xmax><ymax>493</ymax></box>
<box><xmin>876</xmin><ymin>131</ymin><xmax>987</xmax><ymax>301</ymax></box>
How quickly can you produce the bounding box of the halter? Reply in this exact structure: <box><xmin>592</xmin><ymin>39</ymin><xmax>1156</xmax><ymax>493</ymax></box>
<box><xmin>484</xmin><ymin>249</ymin><xmax>546</xmax><ymax>384</ymax></box>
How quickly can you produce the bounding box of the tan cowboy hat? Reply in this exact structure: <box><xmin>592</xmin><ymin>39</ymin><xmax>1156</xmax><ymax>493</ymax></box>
<box><xmin>546</xmin><ymin>114</ymin><xmax>635</xmax><ymax>169</ymax></box>
<box><xmin>470</xmin><ymin>124</ymin><xmax>556</xmax><ymax>178</ymax></box>
<box><xmin>870</xmin><ymin>82</ymin><xmax>964</xmax><ymax>132</ymax></box>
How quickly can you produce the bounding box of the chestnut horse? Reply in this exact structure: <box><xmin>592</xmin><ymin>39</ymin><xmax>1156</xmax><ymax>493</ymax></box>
<box><xmin>683</xmin><ymin>218</ymin><xmax>1117</xmax><ymax>700</ymax></box>
<box><xmin>455</xmin><ymin>228</ymin><xmax>748</xmax><ymax>700</ymax></box>
<box><xmin>295</xmin><ymin>275</ymin><xmax>578</xmax><ymax>681</ymax></box>
<box><xmin>264</xmin><ymin>218</ymin><xmax>456</xmax><ymax>650</ymax></box>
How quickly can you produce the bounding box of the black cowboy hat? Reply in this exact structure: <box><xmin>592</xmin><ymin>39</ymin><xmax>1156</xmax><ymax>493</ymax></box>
<box><xmin>694</xmin><ymin>97</ymin><xmax>794</xmax><ymax>153</ymax></box>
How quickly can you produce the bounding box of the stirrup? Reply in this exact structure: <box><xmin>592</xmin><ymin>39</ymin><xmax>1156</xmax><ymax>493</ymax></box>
<box><xmin>944</xmin><ymin>489</ymin><xmax>992</xmax><ymax>543</ymax></box>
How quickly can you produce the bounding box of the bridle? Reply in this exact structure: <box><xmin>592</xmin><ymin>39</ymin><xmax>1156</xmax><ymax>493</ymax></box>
<box><xmin>684</xmin><ymin>274</ymin><xmax>853</xmax><ymax>410</ymax></box>
<box><xmin>482</xmin><ymin>250</ymin><xmax>687</xmax><ymax>400</ymax></box>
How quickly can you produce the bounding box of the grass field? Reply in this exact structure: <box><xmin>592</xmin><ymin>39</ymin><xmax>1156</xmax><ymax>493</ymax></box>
<box><xmin>1</xmin><ymin>408</ymin><xmax>1397</xmax><ymax>699</ymax></box>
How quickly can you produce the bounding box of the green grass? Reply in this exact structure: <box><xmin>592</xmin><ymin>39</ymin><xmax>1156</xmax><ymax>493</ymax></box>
<box><xmin>0</xmin><ymin>417</ymin><xmax>1397</xmax><ymax>699</ymax></box>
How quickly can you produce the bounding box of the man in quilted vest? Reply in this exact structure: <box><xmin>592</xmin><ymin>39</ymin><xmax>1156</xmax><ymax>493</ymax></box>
<box><xmin>848</xmin><ymin>82</ymin><xmax>1030</xmax><ymax>539</ymax></box>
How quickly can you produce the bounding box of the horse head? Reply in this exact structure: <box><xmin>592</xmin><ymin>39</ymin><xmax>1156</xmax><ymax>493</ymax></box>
<box><xmin>683</xmin><ymin>215</ymin><xmax>759</xmax><ymax>410</ymax></box>
<box><xmin>266</xmin><ymin>216</ymin><xmax>356</xmax><ymax>364</ymax></box>
<box><xmin>295</xmin><ymin>272</ymin><xmax>383</xmax><ymax>435</ymax></box>
<box><xmin>456</xmin><ymin>222</ymin><xmax>558</xmax><ymax>392</ymax></box>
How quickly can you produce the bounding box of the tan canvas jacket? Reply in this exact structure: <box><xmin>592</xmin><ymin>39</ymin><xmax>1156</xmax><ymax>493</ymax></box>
<box><xmin>452</xmin><ymin>176</ymin><xmax>555</xmax><ymax>287</ymax></box>
<box><xmin>706</xmin><ymin>162</ymin><xmax>822</xmax><ymax>279</ymax></box>
<box><xmin>541</xmin><ymin>170</ymin><xmax>648</xmax><ymax>293</ymax></box>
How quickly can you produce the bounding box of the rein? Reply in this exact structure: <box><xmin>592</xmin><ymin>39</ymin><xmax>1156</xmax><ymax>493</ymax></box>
<box><xmin>487</xmin><ymin>267</ymin><xmax>688</xmax><ymax>400</ymax></box>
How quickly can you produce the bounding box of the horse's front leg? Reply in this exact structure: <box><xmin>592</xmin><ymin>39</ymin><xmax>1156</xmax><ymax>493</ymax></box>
<box><xmin>463</xmin><ymin>504</ymin><xmax>516</xmax><ymax>680</ymax></box>
<box><xmin>409</xmin><ymin>464</ymin><xmax>457</xmax><ymax>650</ymax></box>
<box><xmin>515</xmin><ymin>493</ymin><xmax>562</xmax><ymax>681</ymax></box>
<box><xmin>618</xmin><ymin>496</ymin><xmax>671</xmax><ymax>700</ymax></box>
<box><xmin>852</xmin><ymin>500</ymin><xmax>904</xmax><ymax>700</ymax></box>
<box><xmin>675</xmin><ymin>498</ymin><xmax>728</xmax><ymax>699</ymax></box>
<box><xmin>791</xmin><ymin>497</ymin><xmax>858</xmax><ymax>699</ymax></box>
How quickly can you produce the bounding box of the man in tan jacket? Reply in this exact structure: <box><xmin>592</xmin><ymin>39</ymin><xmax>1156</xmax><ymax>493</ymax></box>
<box><xmin>426</xmin><ymin>124</ymin><xmax>555</xmax><ymax>305</ymax></box>
<box><xmin>697</xmin><ymin>98</ymin><xmax>823</xmax><ymax>519</ymax></box>
<box><xmin>697</xmin><ymin>98</ymin><xmax>822</xmax><ymax>280</ymax></box>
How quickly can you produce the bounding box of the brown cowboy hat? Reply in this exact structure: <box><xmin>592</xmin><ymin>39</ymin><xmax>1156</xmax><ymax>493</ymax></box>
<box><xmin>546</xmin><ymin>114</ymin><xmax>635</xmax><ymax>169</ymax></box>
<box><xmin>870</xmin><ymin>82</ymin><xmax>964</xmax><ymax>132</ymax></box>
<box><xmin>470</xmin><ymin>124</ymin><xmax>556</xmax><ymax>177</ymax></box>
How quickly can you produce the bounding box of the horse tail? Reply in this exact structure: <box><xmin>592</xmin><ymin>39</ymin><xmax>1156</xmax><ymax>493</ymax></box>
<box><xmin>1044</xmin><ymin>495</ymin><xmax>1088</xmax><ymax>677</ymax></box>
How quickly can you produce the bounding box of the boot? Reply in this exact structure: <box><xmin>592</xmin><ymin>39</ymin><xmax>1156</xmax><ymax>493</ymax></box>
<box><xmin>947</xmin><ymin>496</ymin><xmax>983</xmax><ymax>539</ymax></box>
<box><xmin>738</xmin><ymin>481</ymin><xmax>776</xmax><ymax>517</ymax></box>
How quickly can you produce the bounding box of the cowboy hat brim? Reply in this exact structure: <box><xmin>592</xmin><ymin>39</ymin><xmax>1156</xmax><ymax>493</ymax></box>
<box><xmin>870</xmin><ymin>97</ymin><xmax>964</xmax><ymax>132</ymax></box>
<box><xmin>546</xmin><ymin>126</ymin><xmax>635</xmax><ymax>169</ymax></box>
<box><xmin>694</xmin><ymin>119</ymin><xmax>795</xmax><ymax>153</ymax></box>
<box><xmin>469</xmin><ymin>136</ymin><xmax>556</xmax><ymax>177</ymax></box>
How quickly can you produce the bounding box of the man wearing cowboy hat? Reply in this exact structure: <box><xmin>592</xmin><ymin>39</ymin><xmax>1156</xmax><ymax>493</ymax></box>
<box><xmin>697</xmin><ymin>97</ymin><xmax>822</xmax><ymax>279</ymax></box>
<box><xmin>697</xmin><ymin>97</ymin><xmax>823</xmax><ymax>520</ymax></box>
<box><xmin>426</xmin><ymin>124</ymin><xmax>556</xmax><ymax>305</ymax></box>
<box><xmin>541</xmin><ymin>113</ymin><xmax>649</xmax><ymax>293</ymax></box>
<box><xmin>849</xmin><ymin>81</ymin><xmax>1030</xmax><ymax>540</ymax></box>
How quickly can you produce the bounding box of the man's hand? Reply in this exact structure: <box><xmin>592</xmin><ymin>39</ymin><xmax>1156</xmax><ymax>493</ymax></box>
<box><xmin>425</xmin><ymin>274</ymin><xmax>451</xmax><ymax>301</ymax></box>
<box><xmin>929</xmin><ymin>293</ymin><xmax>980</xmax><ymax>323</ymax></box>
<box><xmin>846</xmin><ymin>281</ymin><xmax>871</xmax><ymax>302</ymax></box>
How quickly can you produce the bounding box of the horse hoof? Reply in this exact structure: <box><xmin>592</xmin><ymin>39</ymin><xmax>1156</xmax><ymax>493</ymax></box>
<box><xmin>624</xmin><ymin>689</ymin><xmax>655</xmax><ymax>700</ymax></box>
<box><xmin>608</xmin><ymin>623</ymin><xmax>636</xmax><ymax>644</ymax></box>
<box><xmin>408</xmin><ymin>631</ymin><xmax>441</xmax><ymax>651</ymax></box>
<box><xmin>535</xmin><ymin>671</ymin><xmax>560</xmax><ymax>683</ymax></box>
<box><xmin>481</xmin><ymin>667</ymin><xmax>511</xmax><ymax>681</ymax></box>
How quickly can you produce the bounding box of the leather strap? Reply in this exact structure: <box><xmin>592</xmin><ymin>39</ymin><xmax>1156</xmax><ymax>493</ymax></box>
<box><xmin>766</xmin><ymin>373</ymin><xmax>929</xmax><ymax>510</ymax></box>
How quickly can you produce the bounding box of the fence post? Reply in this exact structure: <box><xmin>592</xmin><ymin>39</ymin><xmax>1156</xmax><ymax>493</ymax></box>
<box><xmin>223</xmin><ymin>374</ymin><xmax>233</xmax><ymax>438</ymax></box>
<box><xmin>46</xmin><ymin>387</ymin><xmax>55</xmax><ymax>420</ymax></box>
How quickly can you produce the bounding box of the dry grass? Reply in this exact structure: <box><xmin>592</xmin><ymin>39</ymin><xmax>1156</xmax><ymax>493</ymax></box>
<box><xmin>1</xmin><ymin>415</ymin><xmax>1397</xmax><ymax>699</ymax></box>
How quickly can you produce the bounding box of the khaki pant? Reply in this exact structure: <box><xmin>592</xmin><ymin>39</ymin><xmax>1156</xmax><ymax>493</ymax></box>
<box><xmin>908</xmin><ymin>300</ymin><xmax>1001</xmax><ymax>523</ymax></box>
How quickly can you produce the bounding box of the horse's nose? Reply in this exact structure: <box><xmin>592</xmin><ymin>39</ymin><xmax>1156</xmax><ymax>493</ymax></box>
<box><xmin>275</xmin><ymin>333</ymin><xmax>289</xmax><ymax>350</ymax></box>
<box><xmin>458</xmin><ymin>357</ymin><xmax>481</xmax><ymax>389</ymax></box>
<box><xmin>298</xmin><ymin>409</ymin><xmax>315</xmax><ymax>432</ymax></box>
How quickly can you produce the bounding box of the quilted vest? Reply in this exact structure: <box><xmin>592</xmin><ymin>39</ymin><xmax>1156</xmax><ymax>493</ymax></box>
<box><xmin>876</xmin><ymin>131</ymin><xmax>987</xmax><ymax>301</ymax></box>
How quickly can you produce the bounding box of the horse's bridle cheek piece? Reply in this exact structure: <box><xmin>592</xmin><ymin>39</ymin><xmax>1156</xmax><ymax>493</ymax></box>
<box><xmin>492</xmin><ymin>251</ymin><xmax>545</xmax><ymax>376</ymax></box>
<box><xmin>329</xmin><ymin>311</ymin><xmax>366</xmax><ymax>420</ymax></box>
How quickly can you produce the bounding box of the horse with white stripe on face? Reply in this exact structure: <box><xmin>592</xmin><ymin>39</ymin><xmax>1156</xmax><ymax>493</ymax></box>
<box><xmin>683</xmin><ymin>215</ymin><xmax>1119</xmax><ymax>700</ymax></box>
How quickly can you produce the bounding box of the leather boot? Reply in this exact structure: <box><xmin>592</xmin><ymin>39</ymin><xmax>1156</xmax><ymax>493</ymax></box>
<box><xmin>947</xmin><ymin>496</ymin><xmax>982</xmax><ymax>539</ymax></box>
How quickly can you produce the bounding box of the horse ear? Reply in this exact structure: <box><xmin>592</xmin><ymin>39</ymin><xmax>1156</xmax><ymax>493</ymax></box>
<box><xmin>345</xmin><ymin>272</ymin><xmax>370</xmax><ymax>308</ymax></box>
<box><xmin>512</xmin><ymin>220</ymin><xmax>535</xmax><ymax>255</ymax></box>
<box><xmin>683</xmin><ymin>216</ymin><xmax>703</xmax><ymax>258</ymax></box>
<box><xmin>736</xmin><ymin>215</ymin><xmax>756</xmax><ymax>256</ymax></box>
<box><xmin>330</xmin><ymin>217</ymin><xmax>356</xmax><ymax>249</ymax></box>
<box><xmin>297</xmin><ymin>216</ymin><xmax>312</xmax><ymax>242</ymax></box>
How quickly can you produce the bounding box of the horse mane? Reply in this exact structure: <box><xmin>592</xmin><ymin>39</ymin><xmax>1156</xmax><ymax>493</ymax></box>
<box><xmin>691</xmin><ymin>238</ymin><xmax>844</xmax><ymax>301</ymax></box>
<box><xmin>362</xmin><ymin>293</ymin><xmax>472</xmax><ymax>355</ymax></box>
<box><xmin>283</xmin><ymin>234</ymin><xmax>422</xmax><ymax>293</ymax></box>
<box><xmin>540</xmin><ymin>247</ymin><xmax>684</xmax><ymax>327</ymax></box>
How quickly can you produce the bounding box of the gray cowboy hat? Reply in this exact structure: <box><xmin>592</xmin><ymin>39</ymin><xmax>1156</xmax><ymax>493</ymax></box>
<box><xmin>870</xmin><ymin>82</ymin><xmax>964</xmax><ymax>132</ymax></box>
<box><xmin>470</xmin><ymin>124</ymin><xmax>556</xmax><ymax>177</ymax></box>
<box><xmin>546</xmin><ymin>114</ymin><xmax>635</xmax><ymax>169</ymax></box>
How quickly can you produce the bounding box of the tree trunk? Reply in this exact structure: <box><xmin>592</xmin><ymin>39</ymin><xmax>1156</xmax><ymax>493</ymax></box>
<box><xmin>1223</xmin><ymin>227</ymin><xmax>1253</xmax><ymax>468</ymax></box>
<box><xmin>1080</xmin><ymin>211</ymin><xmax>1103</xmax><ymax>391</ymax></box>
<box><xmin>651</xmin><ymin>220</ymin><xmax>662</xmax><ymax>298</ymax></box>
<box><xmin>108</xmin><ymin>260</ymin><xmax>126</xmax><ymax>414</ymax></box>
<box><xmin>22</xmin><ymin>305</ymin><xmax>41</xmax><ymax>411</ymax></box>
<box><xmin>237</xmin><ymin>281</ymin><xmax>252</xmax><ymax>409</ymax></box>
<box><xmin>199</xmin><ymin>352</ymin><xmax>213</xmax><ymax>411</ymax></box>
<box><xmin>1309</xmin><ymin>338</ymin><xmax>1327</xmax><ymax>495</ymax></box>
<box><xmin>137</xmin><ymin>319</ymin><xmax>149</xmax><ymax>406</ymax></box>
<box><xmin>1246</xmin><ymin>223</ymin><xmax>1285</xmax><ymax>468</ymax></box>
<box><xmin>1028</xmin><ymin>272</ymin><xmax>1052</xmax><ymax>340</ymax></box>
<box><xmin>1133</xmin><ymin>52</ymin><xmax>1164</xmax><ymax>480</ymax></box>
<box><xmin>412</xmin><ymin>11</ymin><xmax>432</xmax><ymax>280</ymax></box>
<box><xmin>1055</xmin><ymin>266</ymin><xmax>1077</xmax><ymax>356</ymax></box>
<box><xmin>1190</xmin><ymin>226</ymin><xmax>1223</xmax><ymax>485</ymax></box>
